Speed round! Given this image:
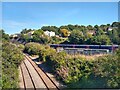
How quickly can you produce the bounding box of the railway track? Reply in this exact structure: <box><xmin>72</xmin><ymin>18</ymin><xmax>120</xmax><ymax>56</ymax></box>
<box><xmin>19</xmin><ymin>54</ymin><xmax>60</xmax><ymax>90</ymax></box>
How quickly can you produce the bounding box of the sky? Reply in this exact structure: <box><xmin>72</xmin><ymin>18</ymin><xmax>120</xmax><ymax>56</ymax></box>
<box><xmin>2</xmin><ymin>2</ymin><xmax>118</xmax><ymax>34</ymax></box>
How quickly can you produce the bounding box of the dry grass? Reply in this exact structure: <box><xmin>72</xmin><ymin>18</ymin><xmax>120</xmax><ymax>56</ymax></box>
<box><xmin>66</xmin><ymin>54</ymin><xmax>108</xmax><ymax>61</ymax></box>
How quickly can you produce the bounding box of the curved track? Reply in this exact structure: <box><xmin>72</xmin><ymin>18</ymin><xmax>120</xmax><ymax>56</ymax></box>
<box><xmin>19</xmin><ymin>54</ymin><xmax>60</xmax><ymax>90</ymax></box>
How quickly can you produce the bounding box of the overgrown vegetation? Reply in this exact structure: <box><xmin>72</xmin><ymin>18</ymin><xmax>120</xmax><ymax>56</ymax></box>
<box><xmin>1</xmin><ymin>30</ymin><xmax>24</xmax><ymax>89</ymax></box>
<box><xmin>24</xmin><ymin>42</ymin><xmax>120</xmax><ymax>88</ymax></box>
<box><xmin>24</xmin><ymin>42</ymin><xmax>44</xmax><ymax>55</ymax></box>
<box><xmin>46</xmin><ymin>50</ymin><xmax>120</xmax><ymax>88</ymax></box>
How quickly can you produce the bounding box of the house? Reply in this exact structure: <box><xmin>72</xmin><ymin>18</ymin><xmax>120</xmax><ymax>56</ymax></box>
<box><xmin>11</xmin><ymin>34</ymin><xmax>18</xmax><ymax>38</ymax></box>
<box><xmin>108</xmin><ymin>27</ymin><xmax>113</xmax><ymax>31</ymax></box>
<box><xmin>107</xmin><ymin>27</ymin><xmax>118</xmax><ymax>31</ymax></box>
<box><xmin>10</xmin><ymin>34</ymin><xmax>21</xmax><ymax>38</ymax></box>
<box><xmin>44</xmin><ymin>31</ymin><xmax>55</xmax><ymax>37</ymax></box>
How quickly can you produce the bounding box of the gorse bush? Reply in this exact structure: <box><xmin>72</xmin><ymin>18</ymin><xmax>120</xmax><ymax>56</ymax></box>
<box><xmin>2</xmin><ymin>41</ymin><xmax>24</xmax><ymax>88</ymax></box>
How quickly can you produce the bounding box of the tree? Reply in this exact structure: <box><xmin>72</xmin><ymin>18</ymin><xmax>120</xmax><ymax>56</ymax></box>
<box><xmin>80</xmin><ymin>25</ymin><xmax>88</xmax><ymax>36</ymax></box>
<box><xmin>87</xmin><ymin>25</ymin><xmax>93</xmax><ymax>30</ymax></box>
<box><xmin>100</xmin><ymin>24</ymin><xmax>109</xmax><ymax>32</ymax></box>
<box><xmin>91</xmin><ymin>35</ymin><xmax>111</xmax><ymax>45</ymax></box>
<box><xmin>68</xmin><ymin>30</ymin><xmax>84</xmax><ymax>44</ymax></box>
<box><xmin>41</xmin><ymin>26</ymin><xmax>59</xmax><ymax>35</ymax></box>
<box><xmin>20</xmin><ymin>34</ymin><xmax>30</xmax><ymax>42</ymax></box>
<box><xmin>32</xmin><ymin>29</ymin><xmax>43</xmax><ymax>42</ymax></box>
<box><xmin>94</xmin><ymin>25</ymin><xmax>104</xmax><ymax>36</ymax></box>
<box><xmin>60</xmin><ymin>29</ymin><xmax>69</xmax><ymax>37</ymax></box>
<box><xmin>0</xmin><ymin>29</ymin><xmax>9</xmax><ymax>41</ymax></box>
<box><xmin>107</xmin><ymin>28</ymin><xmax>120</xmax><ymax>44</ymax></box>
<box><xmin>33</xmin><ymin>29</ymin><xmax>44</xmax><ymax>37</ymax></box>
<box><xmin>32</xmin><ymin>30</ymin><xmax>52</xmax><ymax>44</ymax></box>
<box><xmin>67</xmin><ymin>24</ymin><xmax>76</xmax><ymax>31</ymax></box>
<box><xmin>20</xmin><ymin>28</ymin><xmax>33</xmax><ymax>34</ymax></box>
<box><xmin>59</xmin><ymin>25</ymin><xmax>69</xmax><ymax>30</ymax></box>
<box><xmin>111</xmin><ymin>22</ymin><xmax>120</xmax><ymax>27</ymax></box>
<box><xmin>85</xmin><ymin>33</ymin><xmax>93</xmax><ymax>44</ymax></box>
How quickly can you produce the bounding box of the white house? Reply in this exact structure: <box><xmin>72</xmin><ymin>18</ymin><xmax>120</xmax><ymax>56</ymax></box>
<box><xmin>11</xmin><ymin>34</ymin><xmax>21</xmax><ymax>38</ymax></box>
<box><xmin>44</xmin><ymin>31</ymin><xmax>55</xmax><ymax>37</ymax></box>
<box><xmin>108</xmin><ymin>27</ymin><xmax>113</xmax><ymax>31</ymax></box>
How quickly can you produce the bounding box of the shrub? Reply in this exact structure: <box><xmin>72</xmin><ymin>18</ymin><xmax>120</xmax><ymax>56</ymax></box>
<box><xmin>93</xmin><ymin>50</ymin><xmax>120</xmax><ymax>88</ymax></box>
<box><xmin>17</xmin><ymin>44</ymin><xmax>25</xmax><ymax>51</ymax></box>
<box><xmin>43</xmin><ymin>49</ymin><xmax>120</xmax><ymax>88</ymax></box>
<box><xmin>38</xmin><ymin>46</ymin><xmax>56</xmax><ymax>62</ymax></box>
<box><xmin>2</xmin><ymin>41</ymin><xmax>24</xmax><ymax>88</ymax></box>
<box><xmin>24</xmin><ymin>42</ymin><xmax>44</xmax><ymax>55</ymax></box>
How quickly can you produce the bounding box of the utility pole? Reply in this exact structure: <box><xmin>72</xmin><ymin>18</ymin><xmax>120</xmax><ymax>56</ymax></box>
<box><xmin>112</xmin><ymin>44</ymin><xmax>115</xmax><ymax>54</ymax></box>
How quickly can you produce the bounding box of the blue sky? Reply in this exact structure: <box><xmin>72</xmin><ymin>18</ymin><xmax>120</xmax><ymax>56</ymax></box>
<box><xmin>2</xmin><ymin>2</ymin><xmax>118</xmax><ymax>34</ymax></box>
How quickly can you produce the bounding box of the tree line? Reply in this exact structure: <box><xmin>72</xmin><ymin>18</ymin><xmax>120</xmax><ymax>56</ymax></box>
<box><xmin>17</xmin><ymin>22</ymin><xmax>120</xmax><ymax>45</ymax></box>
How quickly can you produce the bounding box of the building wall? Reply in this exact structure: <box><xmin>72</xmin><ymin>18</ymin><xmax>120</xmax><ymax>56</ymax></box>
<box><xmin>44</xmin><ymin>31</ymin><xmax>55</xmax><ymax>37</ymax></box>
